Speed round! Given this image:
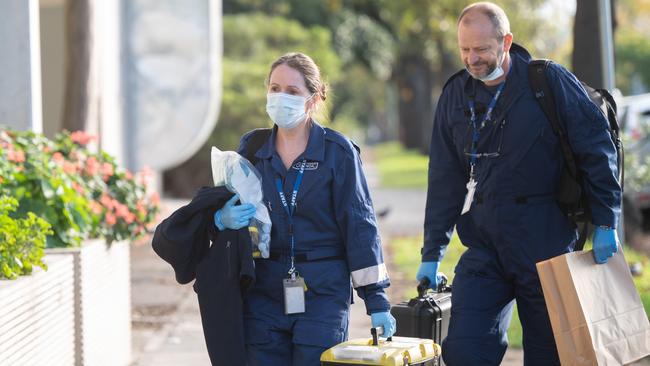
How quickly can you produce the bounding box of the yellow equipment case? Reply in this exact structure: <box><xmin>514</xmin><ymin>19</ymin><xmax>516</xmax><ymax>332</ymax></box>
<box><xmin>320</xmin><ymin>328</ymin><xmax>441</xmax><ymax>366</ymax></box>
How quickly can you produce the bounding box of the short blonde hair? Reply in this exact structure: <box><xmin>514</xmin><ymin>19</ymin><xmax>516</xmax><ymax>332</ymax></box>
<box><xmin>458</xmin><ymin>2</ymin><xmax>511</xmax><ymax>41</ymax></box>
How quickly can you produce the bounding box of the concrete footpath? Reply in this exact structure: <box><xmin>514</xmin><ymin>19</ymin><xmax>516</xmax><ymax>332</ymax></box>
<box><xmin>130</xmin><ymin>157</ymin><xmax>649</xmax><ymax>365</ymax></box>
<box><xmin>130</xmin><ymin>194</ymin><xmax>528</xmax><ymax>366</ymax></box>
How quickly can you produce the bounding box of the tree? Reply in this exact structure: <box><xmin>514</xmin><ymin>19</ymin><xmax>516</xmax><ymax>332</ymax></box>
<box><xmin>163</xmin><ymin>14</ymin><xmax>341</xmax><ymax>197</ymax></box>
<box><xmin>572</xmin><ymin>0</ymin><xmax>617</xmax><ymax>88</ymax></box>
<box><xmin>221</xmin><ymin>0</ymin><xmax>555</xmax><ymax>152</ymax></box>
<box><xmin>339</xmin><ymin>0</ymin><xmax>548</xmax><ymax>151</ymax></box>
<box><xmin>614</xmin><ymin>0</ymin><xmax>650</xmax><ymax>94</ymax></box>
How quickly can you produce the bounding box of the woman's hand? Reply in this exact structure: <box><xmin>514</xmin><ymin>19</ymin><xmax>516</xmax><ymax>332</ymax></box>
<box><xmin>370</xmin><ymin>311</ymin><xmax>396</xmax><ymax>338</ymax></box>
<box><xmin>214</xmin><ymin>194</ymin><xmax>256</xmax><ymax>230</ymax></box>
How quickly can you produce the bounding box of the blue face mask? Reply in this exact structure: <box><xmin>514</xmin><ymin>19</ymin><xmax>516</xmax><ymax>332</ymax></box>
<box><xmin>266</xmin><ymin>92</ymin><xmax>313</xmax><ymax>130</ymax></box>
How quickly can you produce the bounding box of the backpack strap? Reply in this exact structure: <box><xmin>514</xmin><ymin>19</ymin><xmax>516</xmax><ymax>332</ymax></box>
<box><xmin>244</xmin><ymin>128</ymin><xmax>272</xmax><ymax>166</ymax></box>
<box><xmin>528</xmin><ymin>60</ymin><xmax>590</xmax><ymax>251</ymax></box>
<box><xmin>596</xmin><ymin>88</ymin><xmax>625</xmax><ymax>185</ymax></box>
<box><xmin>528</xmin><ymin>60</ymin><xmax>579</xmax><ymax>180</ymax></box>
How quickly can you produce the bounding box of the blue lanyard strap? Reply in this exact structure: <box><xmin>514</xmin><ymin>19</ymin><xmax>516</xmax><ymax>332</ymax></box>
<box><xmin>275</xmin><ymin>159</ymin><xmax>307</xmax><ymax>275</ymax></box>
<box><xmin>468</xmin><ymin>81</ymin><xmax>506</xmax><ymax>174</ymax></box>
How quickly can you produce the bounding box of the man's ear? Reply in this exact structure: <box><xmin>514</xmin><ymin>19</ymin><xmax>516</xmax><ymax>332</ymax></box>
<box><xmin>503</xmin><ymin>33</ymin><xmax>513</xmax><ymax>52</ymax></box>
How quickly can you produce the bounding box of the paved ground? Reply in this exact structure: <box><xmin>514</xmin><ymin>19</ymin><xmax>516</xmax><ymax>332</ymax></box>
<box><xmin>130</xmin><ymin>157</ymin><xmax>650</xmax><ymax>365</ymax></box>
<box><xmin>129</xmin><ymin>195</ymin><xmax>529</xmax><ymax>366</ymax></box>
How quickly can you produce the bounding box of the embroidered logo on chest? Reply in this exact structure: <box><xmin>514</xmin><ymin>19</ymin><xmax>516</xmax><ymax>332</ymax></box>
<box><xmin>292</xmin><ymin>161</ymin><xmax>319</xmax><ymax>171</ymax></box>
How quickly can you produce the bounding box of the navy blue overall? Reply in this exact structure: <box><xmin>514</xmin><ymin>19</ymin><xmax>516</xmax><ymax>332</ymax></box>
<box><xmin>423</xmin><ymin>44</ymin><xmax>621</xmax><ymax>366</ymax></box>
<box><xmin>237</xmin><ymin>122</ymin><xmax>391</xmax><ymax>366</ymax></box>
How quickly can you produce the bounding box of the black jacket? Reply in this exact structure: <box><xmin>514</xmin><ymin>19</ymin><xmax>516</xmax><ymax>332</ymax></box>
<box><xmin>152</xmin><ymin>186</ymin><xmax>255</xmax><ymax>365</ymax></box>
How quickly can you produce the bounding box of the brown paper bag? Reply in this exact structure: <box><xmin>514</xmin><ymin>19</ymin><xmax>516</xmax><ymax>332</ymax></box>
<box><xmin>536</xmin><ymin>249</ymin><xmax>650</xmax><ymax>365</ymax></box>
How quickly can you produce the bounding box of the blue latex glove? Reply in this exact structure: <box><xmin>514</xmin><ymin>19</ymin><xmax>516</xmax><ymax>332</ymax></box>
<box><xmin>593</xmin><ymin>226</ymin><xmax>619</xmax><ymax>264</ymax></box>
<box><xmin>214</xmin><ymin>194</ymin><xmax>256</xmax><ymax>231</ymax></box>
<box><xmin>416</xmin><ymin>261</ymin><xmax>443</xmax><ymax>290</ymax></box>
<box><xmin>371</xmin><ymin>311</ymin><xmax>396</xmax><ymax>338</ymax></box>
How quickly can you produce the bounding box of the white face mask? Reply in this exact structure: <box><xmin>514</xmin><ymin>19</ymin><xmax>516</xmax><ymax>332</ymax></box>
<box><xmin>266</xmin><ymin>92</ymin><xmax>313</xmax><ymax>129</ymax></box>
<box><xmin>468</xmin><ymin>44</ymin><xmax>506</xmax><ymax>82</ymax></box>
<box><xmin>479</xmin><ymin>51</ymin><xmax>504</xmax><ymax>82</ymax></box>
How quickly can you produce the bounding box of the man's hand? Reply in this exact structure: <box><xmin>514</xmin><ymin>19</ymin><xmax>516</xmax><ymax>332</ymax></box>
<box><xmin>593</xmin><ymin>226</ymin><xmax>619</xmax><ymax>264</ymax></box>
<box><xmin>416</xmin><ymin>261</ymin><xmax>443</xmax><ymax>290</ymax></box>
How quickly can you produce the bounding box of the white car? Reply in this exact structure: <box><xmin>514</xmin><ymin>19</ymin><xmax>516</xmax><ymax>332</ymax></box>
<box><xmin>618</xmin><ymin>92</ymin><xmax>650</xmax><ymax>232</ymax></box>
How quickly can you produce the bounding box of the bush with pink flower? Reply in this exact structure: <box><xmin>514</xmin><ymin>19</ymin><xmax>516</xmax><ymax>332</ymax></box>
<box><xmin>0</xmin><ymin>129</ymin><xmax>160</xmax><ymax>253</ymax></box>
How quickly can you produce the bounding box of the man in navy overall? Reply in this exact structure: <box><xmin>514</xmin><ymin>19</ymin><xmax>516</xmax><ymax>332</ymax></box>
<box><xmin>416</xmin><ymin>2</ymin><xmax>621</xmax><ymax>365</ymax></box>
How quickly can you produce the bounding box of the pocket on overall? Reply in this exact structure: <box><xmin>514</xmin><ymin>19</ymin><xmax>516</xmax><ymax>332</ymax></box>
<box><xmin>293</xmin><ymin>319</ymin><xmax>347</xmax><ymax>348</ymax></box>
<box><xmin>454</xmin><ymin>246</ymin><xmax>502</xmax><ymax>279</ymax></box>
<box><xmin>243</xmin><ymin>318</ymin><xmax>272</xmax><ymax>345</ymax></box>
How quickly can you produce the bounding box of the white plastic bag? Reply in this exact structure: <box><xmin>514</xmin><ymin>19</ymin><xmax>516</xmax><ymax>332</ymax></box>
<box><xmin>211</xmin><ymin>147</ymin><xmax>271</xmax><ymax>258</ymax></box>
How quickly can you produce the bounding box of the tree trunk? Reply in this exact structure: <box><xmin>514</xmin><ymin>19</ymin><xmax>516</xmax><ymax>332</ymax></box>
<box><xmin>63</xmin><ymin>0</ymin><xmax>98</xmax><ymax>136</ymax></box>
<box><xmin>572</xmin><ymin>0</ymin><xmax>617</xmax><ymax>88</ymax></box>
<box><xmin>393</xmin><ymin>55</ymin><xmax>434</xmax><ymax>153</ymax></box>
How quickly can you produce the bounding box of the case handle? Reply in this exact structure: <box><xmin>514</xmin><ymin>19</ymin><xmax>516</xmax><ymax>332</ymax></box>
<box><xmin>417</xmin><ymin>274</ymin><xmax>449</xmax><ymax>297</ymax></box>
<box><xmin>371</xmin><ymin>327</ymin><xmax>392</xmax><ymax>346</ymax></box>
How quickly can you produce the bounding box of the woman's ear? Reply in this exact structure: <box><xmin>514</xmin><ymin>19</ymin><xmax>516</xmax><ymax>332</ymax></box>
<box><xmin>306</xmin><ymin>94</ymin><xmax>320</xmax><ymax>115</ymax></box>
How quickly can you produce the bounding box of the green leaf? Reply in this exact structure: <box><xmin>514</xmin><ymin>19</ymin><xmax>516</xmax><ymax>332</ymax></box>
<box><xmin>41</xmin><ymin>179</ymin><xmax>55</xmax><ymax>199</ymax></box>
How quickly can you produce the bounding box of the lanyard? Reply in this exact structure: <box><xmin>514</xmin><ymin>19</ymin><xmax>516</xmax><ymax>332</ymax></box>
<box><xmin>468</xmin><ymin>80</ymin><xmax>506</xmax><ymax>177</ymax></box>
<box><xmin>275</xmin><ymin>159</ymin><xmax>307</xmax><ymax>276</ymax></box>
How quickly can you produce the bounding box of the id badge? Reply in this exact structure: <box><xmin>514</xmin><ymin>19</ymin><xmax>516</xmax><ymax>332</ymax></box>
<box><xmin>461</xmin><ymin>178</ymin><xmax>477</xmax><ymax>215</ymax></box>
<box><xmin>283</xmin><ymin>277</ymin><xmax>306</xmax><ymax>314</ymax></box>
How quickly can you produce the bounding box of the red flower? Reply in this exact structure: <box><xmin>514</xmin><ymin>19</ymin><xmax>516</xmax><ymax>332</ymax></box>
<box><xmin>63</xmin><ymin>162</ymin><xmax>77</xmax><ymax>175</ymax></box>
<box><xmin>52</xmin><ymin>152</ymin><xmax>65</xmax><ymax>165</ymax></box>
<box><xmin>90</xmin><ymin>201</ymin><xmax>103</xmax><ymax>215</ymax></box>
<box><xmin>100</xmin><ymin>193</ymin><xmax>114</xmax><ymax>210</ymax></box>
<box><xmin>105</xmin><ymin>212</ymin><xmax>117</xmax><ymax>226</ymax></box>
<box><xmin>85</xmin><ymin>156</ymin><xmax>99</xmax><ymax>176</ymax></box>
<box><xmin>150</xmin><ymin>191</ymin><xmax>160</xmax><ymax>205</ymax></box>
<box><xmin>71</xmin><ymin>182</ymin><xmax>85</xmax><ymax>195</ymax></box>
<box><xmin>115</xmin><ymin>203</ymin><xmax>130</xmax><ymax>219</ymax></box>
<box><xmin>7</xmin><ymin>149</ymin><xmax>25</xmax><ymax>163</ymax></box>
<box><xmin>101</xmin><ymin>162</ymin><xmax>114</xmax><ymax>181</ymax></box>
<box><xmin>70</xmin><ymin>131</ymin><xmax>96</xmax><ymax>146</ymax></box>
<box><xmin>124</xmin><ymin>212</ymin><xmax>135</xmax><ymax>224</ymax></box>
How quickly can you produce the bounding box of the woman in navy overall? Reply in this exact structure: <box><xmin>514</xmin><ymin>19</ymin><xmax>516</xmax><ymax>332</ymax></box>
<box><xmin>213</xmin><ymin>52</ymin><xmax>396</xmax><ymax>365</ymax></box>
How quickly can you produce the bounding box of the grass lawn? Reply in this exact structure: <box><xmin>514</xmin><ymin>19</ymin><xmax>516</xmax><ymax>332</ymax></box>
<box><xmin>373</xmin><ymin>142</ymin><xmax>429</xmax><ymax>189</ymax></box>
<box><xmin>391</xmin><ymin>234</ymin><xmax>522</xmax><ymax>348</ymax></box>
<box><xmin>389</xmin><ymin>233</ymin><xmax>650</xmax><ymax>348</ymax></box>
<box><xmin>376</xmin><ymin>140</ymin><xmax>650</xmax><ymax>347</ymax></box>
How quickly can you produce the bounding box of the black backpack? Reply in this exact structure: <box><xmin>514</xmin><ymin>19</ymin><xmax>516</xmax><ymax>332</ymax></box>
<box><xmin>242</xmin><ymin>128</ymin><xmax>272</xmax><ymax>165</ymax></box>
<box><xmin>528</xmin><ymin>60</ymin><xmax>624</xmax><ymax>250</ymax></box>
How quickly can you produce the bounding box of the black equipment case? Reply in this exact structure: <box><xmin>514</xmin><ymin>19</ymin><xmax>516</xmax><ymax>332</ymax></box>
<box><xmin>390</xmin><ymin>278</ymin><xmax>452</xmax><ymax>364</ymax></box>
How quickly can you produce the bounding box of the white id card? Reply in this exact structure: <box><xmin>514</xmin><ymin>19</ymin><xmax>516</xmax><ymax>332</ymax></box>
<box><xmin>461</xmin><ymin>178</ymin><xmax>477</xmax><ymax>215</ymax></box>
<box><xmin>283</xmin><ymin>277</ymin><xmax>306</xmax><ymax>314</ymax></box>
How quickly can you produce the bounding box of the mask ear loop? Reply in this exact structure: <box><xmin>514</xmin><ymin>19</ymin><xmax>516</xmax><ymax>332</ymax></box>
<box><xmin>304</xmin><ymin>93</ymin><xmax>317</xmax><ymax>120</ymax></box>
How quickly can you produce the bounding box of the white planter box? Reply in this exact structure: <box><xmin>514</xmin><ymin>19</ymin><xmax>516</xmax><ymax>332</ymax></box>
<box><xmin>0</xmin><ymin>255</ymin><xmax>76</xmax><ymax>366</ymax></box>
<box><xmin>47</xmin><ymin>239</ymin><xmax>132</xmax><ymax>366</ymax></box>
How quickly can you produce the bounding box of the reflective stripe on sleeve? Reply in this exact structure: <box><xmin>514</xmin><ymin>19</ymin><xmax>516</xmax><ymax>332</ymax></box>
<box><xmin>350</xmin><ymin>263</ymin><xmax>389</xmax><ymax>288</ymax></box>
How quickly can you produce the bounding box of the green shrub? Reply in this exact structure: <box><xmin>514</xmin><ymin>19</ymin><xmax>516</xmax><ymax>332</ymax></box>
<box><xmin>0</xmin><ymin>196</ymin><xmax>52</xmax><ymax>279</ymax></box>
<box><xmin>0</xmin><ymin>129</ymin><xmax>160</xmax><ymax>250</ymax></box>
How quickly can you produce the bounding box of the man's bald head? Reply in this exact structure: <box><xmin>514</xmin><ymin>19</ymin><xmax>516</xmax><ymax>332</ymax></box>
<box><xmin>458</xmin><ymin>2</ymin><xmax>511</xmax><ymax>41</ymax></box>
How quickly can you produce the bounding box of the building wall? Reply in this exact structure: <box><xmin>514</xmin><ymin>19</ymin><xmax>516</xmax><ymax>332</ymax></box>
<box><xmin>38</xmin><ymin>0</ymin><xmax>124</xmax><ymax>165</ymax></box>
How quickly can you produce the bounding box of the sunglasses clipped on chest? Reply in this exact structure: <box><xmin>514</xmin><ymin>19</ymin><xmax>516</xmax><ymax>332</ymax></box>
<box><xmin>462</xmin><ymin>102</ymin><xmax>507</xmax><ymax>160</ymax></box>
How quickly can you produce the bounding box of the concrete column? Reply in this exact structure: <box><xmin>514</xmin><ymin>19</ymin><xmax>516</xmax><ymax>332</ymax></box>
<box><xmin>96</xmin><ymin>0</ymin><xmax>125</xmax><ymax>166</ymax></box>
<box><xmin>0</xmin><ymin>0</ymin><xmax>43</xmax><ymax>132</ymax></box>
